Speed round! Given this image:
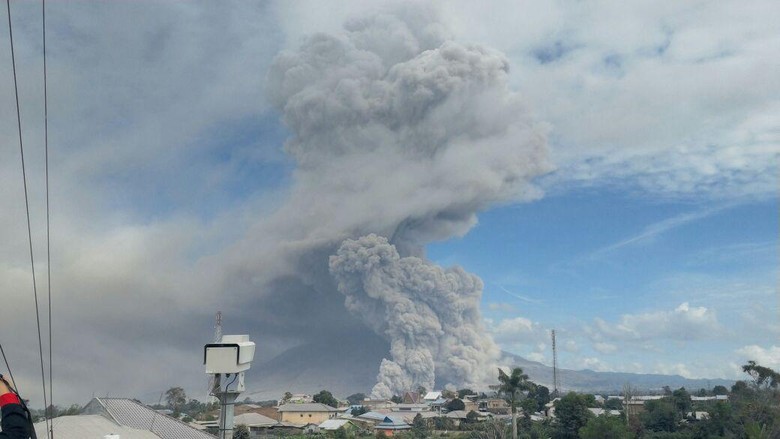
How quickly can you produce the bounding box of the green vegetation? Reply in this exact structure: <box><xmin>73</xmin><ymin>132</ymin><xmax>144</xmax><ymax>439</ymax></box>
<box><xmin>497</xmin><ymin>367</ymin><xmax>533</xmax><ymax>439</ymax></box>
<box><xmin>579</xmin><ymin>415</ymin><xmax>630</xmax><ymax>439</ymax></box>
<box><xmin>313</xmin><ymin>389</ymin><xmax>340</xmax><ymax>408</ymax></box>
<box><xmin>553</xmin><ymin>392</ymin><xmax>594</xmax><ymax>438</ymax></box>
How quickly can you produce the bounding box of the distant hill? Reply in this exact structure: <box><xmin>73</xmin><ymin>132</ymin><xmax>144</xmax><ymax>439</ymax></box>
<box><xmin>244</xmin><ymin>335</ymin><xmax>733</xmax><ymax>400</ymax></box>
<box><xmin>499</xmin><ymin>352</ymin><xmax>734</xmax><ymax>395</ymax></box>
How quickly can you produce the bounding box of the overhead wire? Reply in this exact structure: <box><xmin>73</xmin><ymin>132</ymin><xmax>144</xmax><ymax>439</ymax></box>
<box><xmin>42</xmin><ymin>0</ymin><xmax>55</xmax><ymax>438</ymax></box>
<box><xmin>5</xmin><ymin>0</ymin><xmax>52</xmax><ymax>437</ymax></box>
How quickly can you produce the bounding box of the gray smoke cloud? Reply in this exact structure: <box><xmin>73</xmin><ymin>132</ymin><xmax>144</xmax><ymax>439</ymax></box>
<box><xmin>259</xmin><ymin>6</ymin><xmax>551</xmax><ymax>397</ymax></box>
<box><xmin>330</xmin><ymin>234</ymin><xmax>501</xmax><ymax>398</ymax></box>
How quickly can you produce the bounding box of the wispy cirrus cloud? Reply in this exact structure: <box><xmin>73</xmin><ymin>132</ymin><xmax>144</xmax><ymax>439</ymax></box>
<box><xmin>587</xmin><ymin>206</ymin><xmax>730</xmax><ymax>260</ymax></box>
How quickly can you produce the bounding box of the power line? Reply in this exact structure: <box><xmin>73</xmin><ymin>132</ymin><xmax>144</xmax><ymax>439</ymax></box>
<box><xmin>42</xmin><ymin>0</ymin><xmax>54</xmax><ymax>437</ymax></box>
<box><xmin>5</xmin><ymin>1</ymin><xmax>50</xmax><ymax>436</ymax></box>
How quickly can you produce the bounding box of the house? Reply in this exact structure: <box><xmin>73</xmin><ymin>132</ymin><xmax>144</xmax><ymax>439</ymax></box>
<box><xmin>423</xmin><ymin>391</ymin><xmax>442</xmax><ymax>402</ymax></box>
<box><xmin>481</xmin><ymin>398</ymin><xmax>510</xmax><ymax>414</ymax></box>
<box><xmin>687</xmin><ymin>411</ymin><xmax>711</xmax><ymax>421</ymax></box>
<box><xmin>624</xmin><ymin>400</ymin><xmax>647</xmax><ymax>418</ymax></box>
<box><xmin>361</xmin><ymin>399</ymin><xmax>395</xmax><ymax>410</ymax></box>
<box><xmin>463</xmin><ymin>399</ymin><xmax>479</xmax><ymax>413</ymax></box>
<box><xmin>429</xmin><ymin>398</ymin><xmax>448</xmax><ymax>413</ymax></box>
<box><xmin>277</xmin><ymin>402</ymin><xmax>340</xmax><ymax>425</ymax></box>
<box><xmin>287</xmin><ymin>393</ymin><xmax>313</xmax><ymax>403</ymax></box>
<box><xmin>588</xmin><ymin>408</ymin><xmax>622</xmax><ymax>417</ymax></box>
<box><xmin>402</xmin><ymin>391</ymin><xmax>421</xmax><ymax>404</ymax></box>
<box><xmin>42</xmin><ymin>397</ymin><xmax>216</xmax><ymax>439</ymax></box>
<box><xmin>319</xmin><ymin>419</ymin><xmax>358</xmax><ymax>432</ymax></box>
<box><xmin>374</xmin><ymin>415</ymin><xmax>411</xmax><ymax>436</ymax></box>
<box><xmin>232</xmin><ymin>412</ymin><xmax>304</xmax><ymax>436</ymax></box>
<box><xmin>390</xmin><ymin>403</ymin><xmax>429</xmax><ymax>413</ymax></box>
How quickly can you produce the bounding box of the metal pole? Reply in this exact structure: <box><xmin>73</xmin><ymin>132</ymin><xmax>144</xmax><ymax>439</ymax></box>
<box><xmin>218</xmin><ymin>391</ymin><xmax>238</xmax><ymax>439</ymax></box>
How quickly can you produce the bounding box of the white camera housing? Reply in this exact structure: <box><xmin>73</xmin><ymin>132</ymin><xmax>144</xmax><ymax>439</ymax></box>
<box><xmin>204</xmin><ymin>334</ymin><xmax>256</xmax><ymax>374</ymax></box>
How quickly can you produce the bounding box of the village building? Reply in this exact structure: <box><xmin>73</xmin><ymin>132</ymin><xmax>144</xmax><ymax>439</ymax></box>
<box><xmin>277</xmin><ymin>402</ymin><xmax>340</xmax><ymax>425</ymax></box>
<box><xmin>374</xmin><ymin>415</ymin><xmax>412</xmax><ymax>436</ymax></box>
<box><xmin>34</xmin><ymin>397</ymin><xmax>215</xmax><ymax>439</ymax></box>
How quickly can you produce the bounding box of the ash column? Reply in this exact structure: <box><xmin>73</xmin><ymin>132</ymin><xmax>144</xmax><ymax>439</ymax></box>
<box><xmin>205</xmin><ymin>334</ymin><xmax>256</xmax><ymax>439</ymax></box>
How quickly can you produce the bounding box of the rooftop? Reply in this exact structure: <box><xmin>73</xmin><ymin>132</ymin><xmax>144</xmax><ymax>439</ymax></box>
<box><xmin>34</xmin><ymin>415</ymin><xmax>160</xmax><ymax>439</ymax></box>
<box><xmin>278</xmin><ymin>403</ymin><xmax>340</xmax><ymax>412</ymax></box>
<box><xmin>83</xmin><ymin>397</ymin><xmax>214</xmax><ymax>439</ymax></box>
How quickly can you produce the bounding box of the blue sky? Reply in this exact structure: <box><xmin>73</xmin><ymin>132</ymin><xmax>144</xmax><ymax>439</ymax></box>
<box><xmin>0</xmin><ymin>0</ymin><xmax>777</xmax><ymax>405</ymax></box>
<box><xmin>428</xmin><ymin>191</ymin><xmax>777</xmax><ymax>377</ymax></box>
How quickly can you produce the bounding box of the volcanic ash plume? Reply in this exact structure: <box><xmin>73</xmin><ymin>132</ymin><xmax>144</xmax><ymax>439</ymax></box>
<box><xmin>330</xmin><ymin>234</ymin><xmax>501</xmax><ymax>398</ymax></box>
<box><xmin>265</xmin><ymin>7</ymin><xmax>551</xmax><ymax>398</ymax></box>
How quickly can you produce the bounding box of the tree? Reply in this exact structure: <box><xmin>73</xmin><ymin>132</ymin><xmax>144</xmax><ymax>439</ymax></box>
<box><xmin>730</xmin><ymin>362</ymin><xmax>780</xmax><ymax>437</ymax></box>
<box><xmin>712</xmin><ymin>385</ymin><xmax>728</xmax><ymax>395</ymax></box>
<box><xmin>604</xmin><ymin>398</ymin><xmax>623</xmax><ymax>411</ymax></box>
<box><xmin>671</xmin><ymin>388</ymin><xmax>692</xmax><ymax>417</ymax></box>
<box><xmin>446</xmin><ymin>398</ymin><xmax>466</xmax><ymax>411</ymax></box>
<box><xmin>579</xmin><ymin>415</ymin><xmax>631</xmax><ymax>439</ymax></box>
<box><xmin>232</xmin><ymin>424</ymin><xmax>249</xmax><ymax>439</ymax></box>
<box><xmin>497</xmin><ymin>367</ymin><xmax>533</xmax><ymax>439</ymax></box>
<box><xmin>643</xmin><ymin>399</ymin><xmax>678</xmax><ymax>433</ymax></box>
<box><xmin>281</xmin><ymin>391</ymin><xmax>292</xmax><ymax>404</ymax></box>
<box><xmin>333</xmin><ymin>426</ymin><xmax>349</xmax><ymax>439</ymax></box>
<box><xmin>520</xmin><ymin>397</ymin><xmax>537</xmax><ymax>418</ymax></box>
<box><xmin>743</xmin><ymin>361</ymin><xmax>780</xmax><ymax>389</ymax></box>
<box><xmin>351</xmin><ymin>405</ymin><xmax>368</xmax><ymax>416</ymax></box>
<box><xmin>165</xmin><ymin>387</ymin><xmax>187</xmax><ymax>414</ymax></box>
<box><xmin>582</xmin><ymin>394</ymin><xmax>598</xmax><ymax>408</ymax></box>
<box><xmin>313</xmin><ymin>389</ymin><xmax>339</xmax><ymax>408</ymax></box>
<box><xmin>691</xmin><ymin>400</ymin><xmax>739</xmax><ymax>438</ymax></box>
<box><xmin>470</xmin><ymin>419</ymin><xmax>510</xmax><ymax>439</ymax></box>
<box><xmin>553</xmin><ymin>392</ymin><xmax>593</xmax><ymax>439</ymax></box>
<box><xmin>346</xmin><ymin>392</ymin><xmax>366</xmax><ymax>405</ymax></box>
<box><xmin>458</xmin><ymin>388</ymin><xmax>475</xmax><ymax>399</ymax></box>
<box><xmin>527</xmin><ymin>385</ymin><xmax>550</xmax><ymax>412</ymax></box>
<box><xmin>391</xmin><ymin>395</ymin><xmax>403</xmax><ymax>404</ymax></box>
<box><xmin>411</xmin><ymin>413</ymin><xmax>428</xmax><ymax>438</ymax></box>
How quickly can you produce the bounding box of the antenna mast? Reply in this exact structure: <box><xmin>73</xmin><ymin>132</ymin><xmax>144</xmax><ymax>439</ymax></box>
<box><xmin>214</xmin><ymin>311</ymin><xmax>223</xmax><ymax>343</ymax></box>
<box><xmin>551</xmin><ymin>329</ymin><xmax>560</xmax><ymax>396</ymax></box>
<box><xmin>206</xmin><ymin>311</ymin><xmax>223</xmax><ymax>400</ymax></box>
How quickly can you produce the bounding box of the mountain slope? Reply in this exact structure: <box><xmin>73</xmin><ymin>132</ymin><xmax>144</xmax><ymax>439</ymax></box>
<box><xmin>245</xmin><ymin>339</ymin><xmax>733</xmax><ymax>400</ymax></box>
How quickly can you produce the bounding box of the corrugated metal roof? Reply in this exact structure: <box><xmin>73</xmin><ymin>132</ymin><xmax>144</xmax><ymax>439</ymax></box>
<box><xmin>318</xmin><ymin>419</ymin><xmax>351</xmax><ymax>430</ymax></box>
<box><xmin>277</xmin><ymin>403</ymin><xmax>340</xmax><ymax>412</ymax></box>
<box><xmin>233</xmin><ymin>412</ymin><xmax>278</xmax><ymax>427</ymax></box>
<box><xmin>376</xmin><ymin>416</ymin><xmax>410</xmax><ymax>430</ymax></box>
<box><xmin>34</xmin><ymin>415</ymin><xmax>160</xmax><ymax>439</ymax></box>
<box><xmin>96</xmin><ymin>398</ymin><xmax>215</xmax><ymax>439</ymax></box>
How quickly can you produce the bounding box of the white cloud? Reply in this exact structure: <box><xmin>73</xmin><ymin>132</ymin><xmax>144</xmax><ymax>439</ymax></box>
<box><xmin>594</xmin><ymin>342</ymin><xmax>618</xmax><ymax>354</ymax></box>
<box><xmin>736</xmin><ymin>345</ymin><xmax>780</xmax><ymax>369</ymax></box>
<box><xmin>589</xmin><ymin>302</ymin><xmax>721</xmax><ymax>343</ymax></box>
<box><xmin>444</xmin><ymin>0</ymin><xmax>780</xmax><ymax>200</ymax></box>
<box><xmin>581</xmin><ymin>357</ymin><xmax>613</xmax><ymax>372</ymax></box>
<box><xmin>487</xmin><ymin>317</ymin><xmax>549</xmax><ymax>345</ymax></box>
<box><xmin>487</xmin><ymin>302</ymin><xmax>518</xmax><ymax>313</ymax></box>
<box><xmin>653</xmin><ymin>363</ymin><xmax>693</xmax><ymax>378</ymax></box>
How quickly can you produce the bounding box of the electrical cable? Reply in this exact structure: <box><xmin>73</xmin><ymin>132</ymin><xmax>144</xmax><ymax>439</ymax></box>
<box><xmin>42</xmin><ymin>0</ymin><xmax>55</xmax><ymax>437</ymax></box>
<box><xmin>5</xmin><ymin>1</ymin><xmax>51</xmax><ymax>437</ymax></box>
<box><xmin>225</xmin><ymin>373</ymin><xmax>238</xmax><ymax>391</ymax></box>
